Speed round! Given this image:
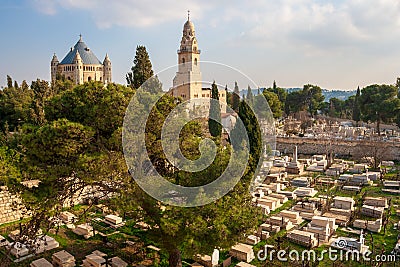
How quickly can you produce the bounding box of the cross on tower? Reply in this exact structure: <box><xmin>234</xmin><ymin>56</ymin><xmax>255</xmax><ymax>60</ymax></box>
<box><xmin>187</xmin><ymin>10</ymin><xmax>190</xmax><ymax>20</ymax></box>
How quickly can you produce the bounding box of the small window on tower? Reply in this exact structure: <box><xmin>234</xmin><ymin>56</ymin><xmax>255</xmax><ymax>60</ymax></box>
<box><xmin>194</xmin><ymin>58</ymin><xmax>197</xmax><ymax>66</ymax></box>
<box><xmin>182</xmin><ymin>58</ymin><xmax>185</xmax><ymax>64</ymax></box>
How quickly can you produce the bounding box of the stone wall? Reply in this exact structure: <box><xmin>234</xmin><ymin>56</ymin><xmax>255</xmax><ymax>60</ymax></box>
<box><xmin>276</xmin><ymin>137</ymin><xmax>400</xmax><ymax>160</ymax></box>
<box><xmin>0</xmin><ymin>186</ymin><xmax>28</xmax><ymax>225</ymax></box>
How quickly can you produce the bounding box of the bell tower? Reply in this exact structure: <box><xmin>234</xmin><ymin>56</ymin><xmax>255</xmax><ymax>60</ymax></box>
<box><xmin>172</xmin><ymin>12</ymin><xmax>202</xmax><ymax>100</ymax></box>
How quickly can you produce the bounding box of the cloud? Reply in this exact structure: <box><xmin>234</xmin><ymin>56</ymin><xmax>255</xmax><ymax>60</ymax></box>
<box><xmin>30</xmin><ymin>0</ymin><xmax>400</xmax><ymax>53</ymax></box>
<box><xmin>221</xmin><ymin>0</ymin><xmax>400</xmax><ymax>52</ymax></box>
<box><xmin>30</xmin><ymin>0</ymin><xmax>211</xmax><ymax>28</ymax></box>
<box><xmin>31</xmin><ymin>0</ymin><xmax>58</xmax><ymax>15</ymax></box>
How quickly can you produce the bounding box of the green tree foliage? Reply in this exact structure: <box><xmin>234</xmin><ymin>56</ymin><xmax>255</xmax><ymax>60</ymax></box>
<box><xmin>10</xmin><ymin>81</ymin><xmax>134</xmax><ymax>212</ymax></box>
<box><xmin>30</xmin><ymin>79</ymin><xmax>51</xmax><ymax>126</ymax></box>
<box><xmin>208</xmin><ymin>81</ymin><xmax>222</xmax><ymax>137</ymax></box>
<box><xmin>124</xmin><ymin>91</ymin><xmax>261</xmax><ymax>267</ymax></box>
<box><xmin>268</xmin><ymin>80</ymin><xmax>287</xmax><ymax>104</ymax></box>
<box><xmin>235</xmin><ymin>100</ymin><xmax>261</xmax><ymax>166</ymax></box>
<box><xmin>0</xmin><ymin>80</ymin><xmax>33</xmax><ymax>131</ymax></box>
<box><xmin>328</xmin><ymin>97</ymin><xmax>345</xmax><ymax>118</ymax></box>
<box><xmin>284</xmin><ymin>84</ymin><xmax>324</xmax><ymax>117</ymax></box>
<box><xmin>285</xmin><ymin>90</ymin><xmax>305</xmax><ymax>114</ymax></box>
<box><xmin>303</xmin><ymin>84</ymin><xmax>324</xmax><ymax>117</ymax></box>
<box><xmin>126</xmin><ymin>45</ymin><xmax>155</xmax><ymax>90</ymax></box>
<box><xmin>0</xmin><ymin>146</ymin><xmax>20</xmax><ymax>186</ymax></box>
<box><xmin>246</xmin><ymin>85</ymin><xmax>253</xmax><ymax>104</ymax></box>
<box><xmin>225</xmin><ymin>84</ymin><xmax>231</xmax><ymax>106</ymax></box>
<box><xmin>262</xmin><ymin>90</ymin><xmax>283</xmax><ymax>118</ymax></box>
<box><xmin>359</xmin><ymin>84</ymin><xmax>400</xmax><ymax>135</ymax></box>
<box><xmin>7</xmin><ymin>75</ymin><xmax>12</xmax><ymax>88</ymax></box>
<box><xmin>352</xmin><ymin>86</ymin><xmax>361</xmax><ymax>124</ymax></box>
<box><xmin>231</xmin><ymin>81</ymin><xmax>240</xmax><ymax>112</ymax></box>
<box><xmin>45</xmin><ymin>81</ymin><xmax>135</xmax><ymax>140</ymax></box>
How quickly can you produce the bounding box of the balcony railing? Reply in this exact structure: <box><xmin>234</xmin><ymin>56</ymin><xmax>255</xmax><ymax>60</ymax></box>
<box><xmin>177</xmin><ymin>49</ymin><xmax>201</xmax><ymax>54</ymax></box>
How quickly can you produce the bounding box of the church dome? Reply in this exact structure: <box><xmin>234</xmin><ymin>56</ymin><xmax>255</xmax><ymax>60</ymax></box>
<box><xmin>183</xmin><ymin>19</ymin><xmax>195</xmax><ymax>37</ymax></box>
<box><xmin>183</xmin><ymin>20</ymin><xmax>195</xmax><ymax>31</ymax></box>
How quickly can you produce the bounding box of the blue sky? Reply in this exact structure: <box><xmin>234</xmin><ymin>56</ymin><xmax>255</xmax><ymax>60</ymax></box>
<box><xmin>1</xmin><ymin>0</ymin><xmax>400</xmax><ymax>90</ymax></box>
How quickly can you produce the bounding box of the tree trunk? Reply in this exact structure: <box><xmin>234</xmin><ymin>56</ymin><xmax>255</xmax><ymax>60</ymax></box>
<box><xmin>168</xmin><ymin>248</ymin><xmax>182</xmax><ymax>267</ymax></box>
<box><xmin>377</xmin><ymin>119</ymin><xmax>380</xmax><ymax>136</ymax></box>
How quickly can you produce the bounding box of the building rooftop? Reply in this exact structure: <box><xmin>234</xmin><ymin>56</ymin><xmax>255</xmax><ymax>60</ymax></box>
<box><xmin>60</xmin><ymin>35</ymin><xmax>102</xmax><ymax>65</ymax></box>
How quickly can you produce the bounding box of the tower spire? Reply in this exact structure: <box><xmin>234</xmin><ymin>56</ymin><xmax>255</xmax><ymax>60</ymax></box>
<box><xmin>187</xmin><ymin>10</ymin><xmax>190</xmax><ymax>21</ymax></box>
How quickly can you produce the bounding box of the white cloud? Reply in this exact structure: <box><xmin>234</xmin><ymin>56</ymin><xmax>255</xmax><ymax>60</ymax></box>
<box><xmin>30</xmin><ymin>0</ymin><xmax>400</xmax><ymax>53</ymax></box>
<box><xmin>30</xmin><ymin>0</ymin><xmax>211</xmax><ymax>28</ymax></box>
<box><xmin>227</xmin><ymin>0</ymin><xmax>400</xmax><ymax>52</ymax></box>
<box><xmin>31</xmin><ymin>0</ymin><xmax>58</xmax><ymax>15</ymax></box>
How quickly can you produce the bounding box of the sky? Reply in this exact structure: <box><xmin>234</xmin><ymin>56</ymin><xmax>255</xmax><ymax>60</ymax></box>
<box><xmin>1</xmin><ymin>0</ymin><xmax>400</xmax><ymax>90</ymax></box>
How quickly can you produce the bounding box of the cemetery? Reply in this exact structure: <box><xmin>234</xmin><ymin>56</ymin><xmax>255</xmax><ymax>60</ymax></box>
<box><xmin>0</xmin><ymin>146</ymin><xmax>399</xmax><ymax>267</ymax></box>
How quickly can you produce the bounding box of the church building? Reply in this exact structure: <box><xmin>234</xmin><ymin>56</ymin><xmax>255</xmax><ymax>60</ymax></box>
<box><xmin>170</xmin><ymin>14</ymin><xmax>226</xmax><ymax>112</ymax></box>
<box><xmin>51</xmin><ymin>35</ymin><xmax>111</xmax><ymax>85</ymax></box>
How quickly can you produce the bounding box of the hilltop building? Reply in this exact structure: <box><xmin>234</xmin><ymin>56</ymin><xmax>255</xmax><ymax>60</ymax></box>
<box><xmin>170</xmin><ymin>14</ymin><xmax>226</xmax><ymax>113</ymax></box>
<box><xmin>51</xmin><ymin>35</ymin><xmax>111</xmax><ymax>85</ymax></box>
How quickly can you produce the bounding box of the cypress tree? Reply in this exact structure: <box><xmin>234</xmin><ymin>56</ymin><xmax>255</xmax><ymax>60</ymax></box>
<box><xmin>6</xmin><ymin>75</ymin><xmax>12</xmax><ymax>88</ymax></box>
<box><xmin>232</xmin><ymin>81</ymin><xmax>240</xmax><ymax>112</ymax></box>
<box><xmin>352</xmin><ymin>86</ymin><xmax>361</xmax><ymax>125</ymax></box>
<box><xmin>225</xmin><ymin>84</ymin><xmax>231</xmax><ymax>106</ymax></box>
<box><xmin>126</xmin><ymin>45</ymin><xmax>154</xmax><ymax>90</ymax></box>
<box><xmin>208</xmin><ymin>81</ymin><xmax>222</xmax><ymax>137</ymax></box>
<box><xmin>246</xmin><ymin>85</ymin><xmax>253</xmax><ymax>104</ymax></box>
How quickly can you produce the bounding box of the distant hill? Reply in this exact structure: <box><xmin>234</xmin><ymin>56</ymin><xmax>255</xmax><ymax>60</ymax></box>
<box><xmin>240</xmin><ymin>88</ymin><xmax>356</xmax><ymax>102</ymax></box>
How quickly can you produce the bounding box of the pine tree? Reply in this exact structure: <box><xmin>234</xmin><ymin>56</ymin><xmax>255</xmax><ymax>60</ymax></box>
<box><xmin>232</xmin><ymin>81</ymin><xmax>240</xmax><ymax>112</ymax></box>
<box><xmin>352</xmin><ymin>86</ymin><xmax>361</xmax><ymax>125</ymax></box>
<box><xmin>208</xmin><ymin>81</ymin><xmax>222</xmax><ymax>137</ymax></box>
<box><xmin>126</xmin><ymin>45</ymin><xmax>154</xmax><ymax>90</ymax></box>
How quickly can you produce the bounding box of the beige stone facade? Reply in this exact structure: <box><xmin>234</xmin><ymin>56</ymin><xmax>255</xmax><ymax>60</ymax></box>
<box><xmin>51</xmin><ymin>35</ymin><xmax>111</xmax><ymax>85</ymax></box>
<box><xmin>170</xmin><ymin>17</ymin><xmax>227</xmax><ymax>113</ymax></box>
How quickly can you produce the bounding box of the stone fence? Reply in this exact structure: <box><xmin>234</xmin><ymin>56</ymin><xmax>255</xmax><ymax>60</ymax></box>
<box><xmin>276</xmin><ymin>137</ymin><xmax>400</xmax><ymax>160</ymax></box>
<box><xmin>0</xmin><ymin>186</ymin><xmax>29</xmax><ymax>226</ymax></box>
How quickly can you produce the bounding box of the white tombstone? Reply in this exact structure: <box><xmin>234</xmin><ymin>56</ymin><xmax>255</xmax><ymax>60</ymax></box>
<box><xmin>212</xmin><ymin>249</ymin><xmax>219</xmax><ymax>266</ymax></box>
<box><xmin>360</xmin><ymin>229</ymin><xmax>365</xmax><ymax>245</ymax></box>
<box><xmin>293</xmin><ymin>146</ymin><xmax>298</xmax><ymax>162</ymax></box>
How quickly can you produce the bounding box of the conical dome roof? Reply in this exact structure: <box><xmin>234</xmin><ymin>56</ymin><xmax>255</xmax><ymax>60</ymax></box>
<box><xmin>60</xmin><ymin>36</ymin><xmax>102</xmax><ymax>65</ymax></box>
<box><xmin>183</xmin><ymin>18</ymin><xmax>195</xmax><ymax>37</ymax></box>
<box><xmin>183</xmin><ymin>20</ymin><xmax>195</xmax><ymax>32</ymax></box>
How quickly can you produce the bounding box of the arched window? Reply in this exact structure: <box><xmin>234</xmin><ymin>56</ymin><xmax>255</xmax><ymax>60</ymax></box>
<box><xmin>182</xmin><ymin>58</ymin><xmax>185</xmax><ymax>64</ymax></box>
<box><xmin>194</xmin><ymin>58</ymin><xmax>197</xmax><ymax>65</ymax></box>
<box><xmin>88</xmin><ymin>76</ymin><xmax>92</xmax><ymax>81</ymax></box>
